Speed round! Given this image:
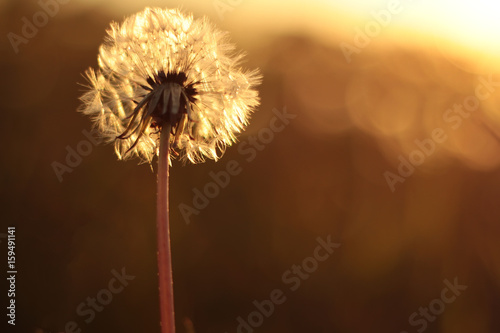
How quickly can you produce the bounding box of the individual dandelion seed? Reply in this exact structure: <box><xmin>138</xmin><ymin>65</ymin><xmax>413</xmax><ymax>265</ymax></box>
<box><xmin>80</xmin><ymin>7</ymin><xmax>261</xmax><ymax>164</ymax></box>
<box><xmin>78</xmin><ymin>7</ymin><xmax>261</xmax><ymax>333</ymax></box>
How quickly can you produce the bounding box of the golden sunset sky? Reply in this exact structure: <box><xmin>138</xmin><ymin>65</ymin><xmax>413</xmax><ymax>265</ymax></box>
<box><xmin>52</xmin><ymin>0</ymin><xmax>500</xmax><ymax>70</ymax></box>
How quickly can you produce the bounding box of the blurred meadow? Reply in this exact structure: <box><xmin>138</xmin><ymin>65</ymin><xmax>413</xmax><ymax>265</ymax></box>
<box><xmin>2</xmin><ymin>0</ymin><xmax>500</xmax><ymax>332</ymax></box>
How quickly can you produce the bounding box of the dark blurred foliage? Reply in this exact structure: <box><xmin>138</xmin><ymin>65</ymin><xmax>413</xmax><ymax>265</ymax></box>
<box><xmin>1</xmin><ymin>1</ymin><xmax>500</xmax><ymax>333</ymax></box>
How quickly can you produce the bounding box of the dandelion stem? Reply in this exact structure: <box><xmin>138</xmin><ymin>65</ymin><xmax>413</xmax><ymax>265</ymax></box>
<box><xmin>157</xmin><ymin>124</ymin><xmax>176</xmax><ymax>333</ymax></box>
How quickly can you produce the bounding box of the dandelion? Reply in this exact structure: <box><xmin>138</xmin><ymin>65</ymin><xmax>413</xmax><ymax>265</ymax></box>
<box><xmin>80</xmin><ymin>7</ymin><xmax>261</xmax><ymax>164</ymax></box>
<box><xmin>79</xmin><ymin>7</ymin><xmax>261</xmax><ymax>333</ymax></box>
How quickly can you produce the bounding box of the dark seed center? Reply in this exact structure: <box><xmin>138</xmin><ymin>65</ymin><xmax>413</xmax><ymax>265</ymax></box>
<box><xmin>117</xmin><ymin>70</ymin><xmax>198</xmax><ymax>153</ymax></box>
<box><xmin>148</xmin><ymin>71</ymin><xmax>197</xmax><ymax>126</ymax></box>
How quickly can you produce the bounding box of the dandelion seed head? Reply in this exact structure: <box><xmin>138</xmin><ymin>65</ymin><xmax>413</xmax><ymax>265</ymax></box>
<box><xmin>80</xmin><ymin>7</ymin><xmax>261</xmax><ymax>164</ymax></box>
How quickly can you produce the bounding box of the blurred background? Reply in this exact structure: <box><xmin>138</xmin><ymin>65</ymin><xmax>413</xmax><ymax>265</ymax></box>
<box><xmin>2</xmin><ymin>0</ymin><xmax>500</xmax><ymax>332</ymax></box>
